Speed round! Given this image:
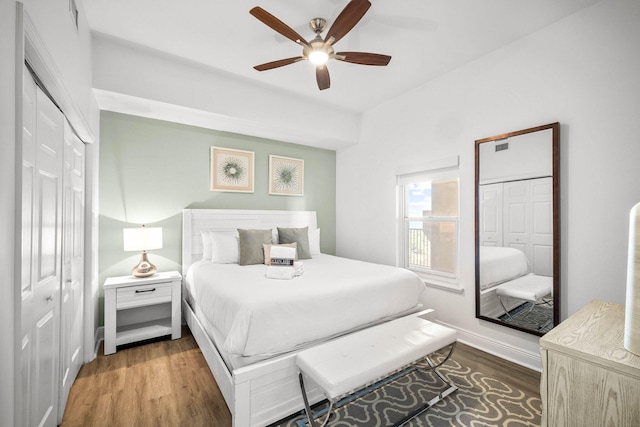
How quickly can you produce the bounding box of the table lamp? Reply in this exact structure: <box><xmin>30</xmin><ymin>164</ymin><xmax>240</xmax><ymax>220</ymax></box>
<box><xmin>123</xmin><ymin>225</ymin><xmax>163</xmax><ymax>277</ymax></box>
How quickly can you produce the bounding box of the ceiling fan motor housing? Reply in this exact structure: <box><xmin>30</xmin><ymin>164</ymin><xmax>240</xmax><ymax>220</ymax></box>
<box><xmin>310</xmin><ymin>18</ymin><xmax>327</xmax><ymax>34</ymax></box>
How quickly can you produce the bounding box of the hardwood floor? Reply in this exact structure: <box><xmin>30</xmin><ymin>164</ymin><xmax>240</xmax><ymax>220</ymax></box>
<box><xmin>59</xmin><ymin>327</ymin><xmax>232</xmax><ymax>427</ymax></box>
<box><xmin>60</xmin><ymin>327</ymin><xmax>540</xmax><ymax>427</ymax></box>
<box><xmin>451</xmin><ymin>342</ymin><xmax>542</xmax><ymax>398</ymax></box>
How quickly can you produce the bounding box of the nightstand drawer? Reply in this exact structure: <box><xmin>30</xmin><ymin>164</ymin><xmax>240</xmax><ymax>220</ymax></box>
<box><xmin>116</xmin><ymin>282</ymin><xmax>172</xmax><ymax>309</ymax></box>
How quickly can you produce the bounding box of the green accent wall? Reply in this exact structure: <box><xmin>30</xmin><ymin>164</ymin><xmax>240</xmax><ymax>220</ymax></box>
<box><xmin>98</xmin><ymin>111</ymin><xmax>336</xmax><ymax>324</ymax></box>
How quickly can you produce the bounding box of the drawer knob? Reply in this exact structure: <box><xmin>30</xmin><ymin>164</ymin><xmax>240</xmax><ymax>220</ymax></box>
<box><xmin>135</xmin><ymin>288</ymin><xmax>156</xmax><ymax>294</ymax></box>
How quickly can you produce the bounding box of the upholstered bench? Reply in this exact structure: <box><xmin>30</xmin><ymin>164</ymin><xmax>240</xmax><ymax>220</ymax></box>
<box><xmin>296</xmin><ymin>314</ymin><xmax>458</xmax><ymax>427</ymax></box>
<box><xmin>495</xmin><ymin>273</ymin><xmax>552</xmax><ymax>321</ymax></box>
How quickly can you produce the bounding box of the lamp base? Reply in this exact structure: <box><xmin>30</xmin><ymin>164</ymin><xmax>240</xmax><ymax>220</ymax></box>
<box><xmin>132</xmin><ymin>251</ymin><xmax>157</xmax><ymax>278</ymax></box>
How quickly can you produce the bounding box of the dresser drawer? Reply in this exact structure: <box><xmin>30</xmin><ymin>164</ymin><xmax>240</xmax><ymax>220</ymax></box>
<box><xmin>116</xmin><ymin>282</ymin><xmax>172</xmax><ymax>309</ymax></box>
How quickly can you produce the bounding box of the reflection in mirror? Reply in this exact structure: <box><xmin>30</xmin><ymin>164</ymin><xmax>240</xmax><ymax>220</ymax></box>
<box><xmin>475</xmin><ymin>123</ymin><xmax>559</xmax><ymax>336</ymax></box>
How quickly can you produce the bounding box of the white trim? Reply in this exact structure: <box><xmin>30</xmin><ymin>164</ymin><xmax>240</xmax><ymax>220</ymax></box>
<box><xmin>93</xmin><ymin>327</ymin><xmax>104</xmax><ymax>361</ymax></box>
<box><xmin>93</xmin><ymin>89</ymin><xmax>356</xmax><ymax>151</ymax></box>
<box><xmin>434</xmin><ymin>320</ymin><xmax>542</xmax><ymax>372</ymax></box>
<box><xmin>397</xmin><ymin>168</ymin><xmax>459</xmax><ymax>186</ymax></box>
<box><xmin>420</xmin><ymin>277</ymin><xmax>464</xmax><ymax>294</ymax></box>
<box><xmin>395</xmin><ymin>155</ymin><xmax>459</xmax><ymax>177</ymax></box>
<box><xmin>479</xmin><ymin>172</ymin><xmax>552</xmax><ymax>186</ymax></box>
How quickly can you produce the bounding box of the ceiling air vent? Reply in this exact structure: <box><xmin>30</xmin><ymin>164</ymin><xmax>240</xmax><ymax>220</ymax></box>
<box><xmin>495</xmin><ymin>142</ymin><xmax>509</xmax><ymax>152</ymax></box>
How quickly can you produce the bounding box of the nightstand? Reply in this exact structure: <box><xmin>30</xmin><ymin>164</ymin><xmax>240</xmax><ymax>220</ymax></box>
<box><xmin>540</xmin><ymin>300</ymin><xmax>640</xmax><ymax>426</ymax></box>
<box><xmin>104</xmin><ymin>271</ymin><xmax>182</xmax><ymax>355</ymax></box>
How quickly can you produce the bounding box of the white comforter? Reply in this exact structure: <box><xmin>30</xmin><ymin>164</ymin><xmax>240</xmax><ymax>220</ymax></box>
<box><xmin>186</xmin><ymin>254</ymin><xmax>425</xmax><ymax>357</ymax></box>
<box><xmin>479</xmin><ymin>246</ymin><xmax>530</xmax><ymax>290</ymax></box>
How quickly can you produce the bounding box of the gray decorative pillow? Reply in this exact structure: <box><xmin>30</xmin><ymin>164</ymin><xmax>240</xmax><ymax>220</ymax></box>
<box><xmin>278</xmin><ymin>226</ymin><xmax>311</xmax><ymax>259</ymax></box>
<box><xmin>238</xmin><ymin>229</ymin><xmax>272</xmax><ymax>265</ymax></box>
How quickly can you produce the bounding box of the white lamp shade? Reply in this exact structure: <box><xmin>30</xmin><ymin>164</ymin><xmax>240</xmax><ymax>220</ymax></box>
<box><xmin>123</xmin><ymin>226</ymin><xmax>163</xmax><ymax>251</ymax></box>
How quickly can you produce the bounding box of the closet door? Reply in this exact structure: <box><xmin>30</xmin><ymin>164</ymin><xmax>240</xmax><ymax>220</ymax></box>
<box><xmin>503</xmin><ymin>177</ymin><xmax>553</xmax><ymax>276</ymax></box>
<box><xmin>479</xmin><ymin>183</ymin><xmax>503</xmax><ymax>246</ymax></box>
<box><xmin>503</xmin><ymin>181</ymin><xmax>530</xmax><ymax>257</ymax></box>
<box><xmin>530</xmin><ymin>177</ymin><xmax>553</xmax><ymax>276</ymax></box>
<box><xmin>59</xmin><ymin>119</ymin><xmax>85</xmax><ymax>421</ymax></box>
<box><xmin>21</xmin><ymin>67</ymin><xmax>64</xmax><ymax>427</ymax></box>
<box><xmin>19</xmin><ymin>64</ymin><xmax>37</xmax><ymax>427</ymax></box>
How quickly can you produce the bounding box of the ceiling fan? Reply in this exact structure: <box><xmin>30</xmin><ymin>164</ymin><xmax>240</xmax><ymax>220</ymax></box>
<box><xmin>250</xmin><ymin>0</ymin><xmax>391</xmax><ymax>91</ymax></box>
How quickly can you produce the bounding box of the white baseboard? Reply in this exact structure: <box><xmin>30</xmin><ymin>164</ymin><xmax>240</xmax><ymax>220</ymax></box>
<box><xmin>434</xmin><ymin>320</ymin><xmax>542</xmax><ymax>372</ymax></box>
<box><xmin>94</xmin><ymin>326</ymin><xmax>104</xmax><ymax>359</ymax></box>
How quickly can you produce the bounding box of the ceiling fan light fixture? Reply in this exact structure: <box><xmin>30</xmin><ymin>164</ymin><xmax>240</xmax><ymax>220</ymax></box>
<box><xmin>308</xmin><ymin>49</ymin><xmax>329</xmax><ymax>65</ymax></box>
<box><xmin>250</xmin><ymin>1</ymin><xmax>390</xmax><ymax>90</ymax></box>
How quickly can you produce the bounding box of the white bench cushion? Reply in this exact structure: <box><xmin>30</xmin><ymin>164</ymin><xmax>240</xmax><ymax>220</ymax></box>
<box><xmin>495</xmin><ymin>273</ymin><xmax>552</xmax><ymax>302</ymax></box>
<box><xmin>296</xmin><ymin>315</ymin><xmax>457</xmax><ymax>400</ymax></box>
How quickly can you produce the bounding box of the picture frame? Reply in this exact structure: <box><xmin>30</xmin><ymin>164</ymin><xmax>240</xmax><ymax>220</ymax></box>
<box><xmin>210</xmin><ymin>147</ymin><xmax>255</xmax><ymax>193</ymax></box>
<box><xmin>269</xmin><ymin>155</ymin><xmax>304</xmax><ymax>196</ymax></box>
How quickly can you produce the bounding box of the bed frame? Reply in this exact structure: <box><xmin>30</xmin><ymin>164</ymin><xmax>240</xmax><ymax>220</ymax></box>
<box><xmin>182</xmin><ymin>209</ymin><xmax>432</xmax><ymax>426</ymax></box>
<box><xmin>182</xmin><ymin>209</ymin><xmax>324</xmax><ymax>426</ymax></box>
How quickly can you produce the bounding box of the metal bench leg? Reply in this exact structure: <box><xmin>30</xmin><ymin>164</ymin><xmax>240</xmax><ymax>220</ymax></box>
<box><xmin>498</xmin><ymin>295</ymin><xmax>515</xmax><ymax>320</ymax></box>
<box><xmin>298</xmin><ymin>373</ymin><xmax>333</xmax><ymax>427</ymax></box>
<box><xmin>394</xmin><ymin>342</ymin><xmax>458</xmax><ymax>426</ymax></box>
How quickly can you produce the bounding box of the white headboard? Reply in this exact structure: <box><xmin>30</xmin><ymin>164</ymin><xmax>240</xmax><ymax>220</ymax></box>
<box><xmin>182</xmin><ymin>209</ymin><xmax>318</xmax><ymax>275</ymax></box>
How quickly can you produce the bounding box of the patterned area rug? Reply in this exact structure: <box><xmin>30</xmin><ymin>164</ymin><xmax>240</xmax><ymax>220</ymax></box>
<box><xmin>499</xmin><ymin>301</ymin><xmax>554</xmax><ymax>333</ymax></box>
<box><xmin>270</xmin><ymin>350</ymin><xmax>541</xmax><ymax>427</ymax></box>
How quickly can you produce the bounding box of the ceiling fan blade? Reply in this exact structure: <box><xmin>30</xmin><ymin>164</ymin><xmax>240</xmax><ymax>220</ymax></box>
<box><xmin>335</xmin><ymin>52</ymin><xmax>391</xmax><ymax>66</ymax></box>
<box><xmin>250</xmin><ymin>7</ymin><xmax>309</xmax><ymax>46</ymax></box>
<box><xmin>254</xmin><ymin>57</ymin><xmax>305</xmax><ymax>71</ymax></box>
<box><xmin>325</xmin><ymin>0</ymin><xmax>371</xmax><ymax>45</ymax></box>
<box><xmin>316</xmin><ymin>65</ymin><xmax>330</xmax><ymax>90</ymax></box>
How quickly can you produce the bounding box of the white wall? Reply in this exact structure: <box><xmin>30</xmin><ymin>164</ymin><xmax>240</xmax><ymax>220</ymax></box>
<box><xmin>22</xmin><ymin>0</ymin><xmax>96</xmax><ymax>142</ymax></box>
<box><xmin>91</xmin><ymin>35</ymin><xmax>360</xmax><ymax>151</ymax></box>
<box><xmin>336</xmin><ymin>0</ymin><xmax>640</xmax><ymax>369</ymax></box>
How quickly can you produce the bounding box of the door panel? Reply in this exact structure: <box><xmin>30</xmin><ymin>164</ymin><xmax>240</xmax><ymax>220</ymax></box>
<box><xmin>504</xmin><ymin>181</ymin><xmax>530</xmax><ymax>259</ymax></box>
<box><xmin>30</xmin><ymin>79</ymin><xmax>64</xmax><ymax>427</ymax></box>
<box><xmin>19</xmin><ymin>65</ymin><xmax>37</xmax><ymax>427</ymax></box>
<box><xmin>531</xmin><ymin>178</ymin><xmax>553</xmax><ymax>276</ymax></box>
<box><xmin>479</xmin><ymin>184</ymin><xmax>503</xmax><ymax>246</ymax></box>
<box><xmin>59</xmin><ymin>120</ymin><xmax>85</xmax><ymax>420</ymax></box>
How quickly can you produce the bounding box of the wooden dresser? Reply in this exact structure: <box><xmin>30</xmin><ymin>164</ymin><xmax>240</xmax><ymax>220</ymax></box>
<box><xmin>540</xmin><ymin>300</ymin><xmax>640</xmax><ymax>426</ymax></box>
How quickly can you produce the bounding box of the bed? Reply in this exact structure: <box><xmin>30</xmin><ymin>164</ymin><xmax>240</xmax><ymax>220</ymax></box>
<box><xmin>181</xmin><ymin>209</ymin><xmax>428</xmax><ymax>426</ymax></box>
<box><xmin>479</xmin><ymin>246</ymin><xmax>532</xmax><ymax>318</ymax></box>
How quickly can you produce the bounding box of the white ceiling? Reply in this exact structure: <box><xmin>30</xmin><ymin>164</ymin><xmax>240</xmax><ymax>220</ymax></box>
<box><xmin>83</xmin><ymin>0</ymin><xmax>600</xmax><ymax>114</ymax></box>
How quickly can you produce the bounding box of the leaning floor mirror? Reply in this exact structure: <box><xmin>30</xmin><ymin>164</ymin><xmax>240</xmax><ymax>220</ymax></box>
<box><xmin>475</xmin><ymin>123</ymin><xmax>560</xmax><ymax>336</ymax></box>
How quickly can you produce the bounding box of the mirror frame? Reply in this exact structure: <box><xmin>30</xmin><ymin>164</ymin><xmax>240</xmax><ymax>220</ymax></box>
<box><xmin>474</xmin><ymin>122</ymin><xmax>560</xmax><ymax>336</ymax></box>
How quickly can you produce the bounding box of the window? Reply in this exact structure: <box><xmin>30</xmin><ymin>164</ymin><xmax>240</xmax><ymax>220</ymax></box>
<box><xmin>398</xmin><ymin>165</ymin><xmax>460</xmax><ymax>291</ymax></box>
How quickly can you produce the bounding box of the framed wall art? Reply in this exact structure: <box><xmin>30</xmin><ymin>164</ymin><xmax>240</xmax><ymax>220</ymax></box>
<box><xmin>210</xmin><ymin>146</ymin><xmax>255</xmax><ymax>193</ymax></box>
<box><xmin>269</xmin><ymin>155</ymin><xmax>304</xmax><ymax>196</ymax></box>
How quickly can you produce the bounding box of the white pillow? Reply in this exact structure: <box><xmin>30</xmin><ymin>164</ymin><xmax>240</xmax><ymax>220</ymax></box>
<box><xmin>210</xmin><ymin>231</ymin><xmax>240</xmax><ymax>264</ymax></box>
<box><xmin>201</xmin><ymin>231</ymin><xmax>212</xmax><ymax>260</ymax></box>
<box><xmin>271</xmin><ymin>228</ymin><xmax>278</xmax><ymax>244</ymax></box>
<box><xmin>309</xmin><ymin>228</ymin><xmax>321</xmax><ymax>255</ymax></box>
